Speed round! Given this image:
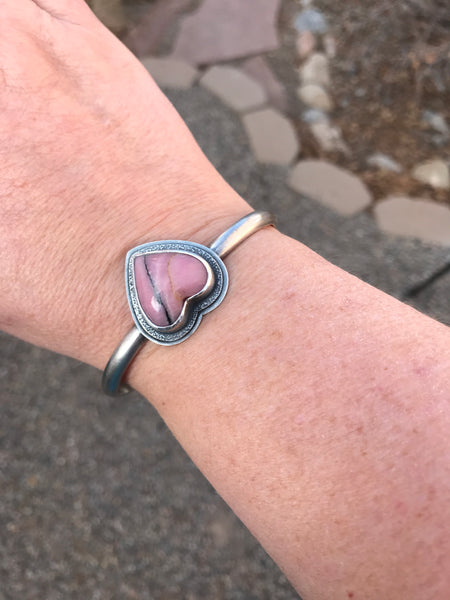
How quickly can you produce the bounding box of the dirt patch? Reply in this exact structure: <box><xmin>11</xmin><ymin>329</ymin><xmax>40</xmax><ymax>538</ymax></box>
<box><xmin>306</xmin><ymin>0</ymin><xmax>450</xmax><ymax>204</ymax></box>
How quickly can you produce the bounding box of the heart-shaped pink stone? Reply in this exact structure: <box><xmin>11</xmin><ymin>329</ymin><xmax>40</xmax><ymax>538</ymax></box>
<box><xmin>134</xmin><ymin>252</ymin><xmax>208</xmax><ymax>327</ymax></box>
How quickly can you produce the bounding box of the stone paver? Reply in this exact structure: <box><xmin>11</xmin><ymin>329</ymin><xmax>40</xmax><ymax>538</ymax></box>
<box><xmin>374</xmin><ymin>196</ymin><xmax>450</xmax><ymax>246</ymax></box>
<box><xmin>141</xmin><ymin>57</ymin><xmax>198</xmax><ymax>89</ymax></box>
<box><xmin>412</xmin><ymin>159</ymin><xmax>450</xmax><ymax>190</ymax></box>
<box><xmin>200</xmin><ymin>66</ymin><xmax>267</xmax><ymax>112</ymax></box>
<box><xmin>171</xmin><ymin>0</ymin><xmax>281</xmax><ymax>65</ymax></box>
<box><xmin>242</xmin><ymin>56</ymin><xmax>288</xmax><ymax>111</ymax></box>
<box><xmin>297</xmin><ymin>83</ymin><xmax>333</xmax><ymax>111</ymax></box>
<box><xmin>122</xmin><ymin>0</ymin><xmax>192</xmax><ymax>57</ymax></box>
<box><xmin>289</xmin><ymin>160</ymin><xmax>372</xmax><ymax>215</ymax></box>
<box><xmin>242</xmin><ymin>108</ymin><xmax>300</xmax><ymax>165</ymax></box>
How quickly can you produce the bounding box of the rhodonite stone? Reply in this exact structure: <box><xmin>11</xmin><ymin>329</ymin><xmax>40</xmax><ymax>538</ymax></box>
<box><xmin>134</xmin><ymin>252</ymin><xmax>208</xmax><ymax>327</ymax></box>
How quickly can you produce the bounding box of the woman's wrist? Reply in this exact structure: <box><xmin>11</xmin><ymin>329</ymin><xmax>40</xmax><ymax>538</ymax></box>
<box><xmin>0</xmin><ymin>0</ymin><xmax>253</xmax><ymax>368</ymax></box>
<box><xmin>82</xmin><ymin>177</ymin><xmax>251</xmax><ymax>371</ymax></box>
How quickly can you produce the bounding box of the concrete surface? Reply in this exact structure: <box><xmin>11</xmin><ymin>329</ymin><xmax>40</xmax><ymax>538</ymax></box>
<box><xmin>1</xmin><ymin>85</ymin><xmax>449</xmax><ymax>600</ymax></box>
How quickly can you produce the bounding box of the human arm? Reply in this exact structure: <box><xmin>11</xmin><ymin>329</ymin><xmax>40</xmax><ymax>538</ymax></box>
<box><xmin>1</xmin><ymin>2</ymin><xmax>449</xmax><ymax>598</ymax></box>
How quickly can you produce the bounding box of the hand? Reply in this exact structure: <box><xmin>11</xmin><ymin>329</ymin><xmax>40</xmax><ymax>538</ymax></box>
<box><xmin>0</xmin><ymin>0</ymin><xmax>247</xmax><ymax>368</ymax></box>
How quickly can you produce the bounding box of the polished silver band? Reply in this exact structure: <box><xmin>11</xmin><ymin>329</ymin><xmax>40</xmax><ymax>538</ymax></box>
<box><xmin>102</xmin><ymin>210</ymin><xmax>276</xmax><ymax>396</ymax></box>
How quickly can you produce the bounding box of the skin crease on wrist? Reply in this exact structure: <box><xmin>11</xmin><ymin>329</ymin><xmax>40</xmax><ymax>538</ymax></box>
<box><xmin>1</xmin><ymin>2</ymin><xmax>449</xmax><ymax>599</ymax></box>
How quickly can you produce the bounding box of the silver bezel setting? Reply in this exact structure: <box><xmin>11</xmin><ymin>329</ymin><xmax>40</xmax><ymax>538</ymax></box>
<box><xmin>125</xmin><ymin>241</ymin><xmax>229</xmax><ymax>346</ymax></box>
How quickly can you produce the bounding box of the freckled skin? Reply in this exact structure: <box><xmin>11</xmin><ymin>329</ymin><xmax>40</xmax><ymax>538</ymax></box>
<box><xmin>0</xmin><ymin>3</ymin><xmax>449</xmax><ymax>599</ymax></box>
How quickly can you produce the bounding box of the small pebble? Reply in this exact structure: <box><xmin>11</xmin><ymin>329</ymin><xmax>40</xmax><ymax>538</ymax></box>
<box><xmin>323</xmin><ymin>34</ymin><xmax>337</xmax><ymax>58</ymax></box>
<box><xmin>296</xmin><ymin>30</ymin><xmax>316</xmax><ymax>59</ymax></box>
<box><xmin>297</xmin><ymin>84</ymin><xmax>333</xmax><ymax>111</ymax></box>
<box><xmin>412</xmin><ymin>160</ymin><xmax>449</xmax><ymax>190</ymax></box>
<box><xmin>301</xmin><ymin>108</ymin><xmax>329</xmax><ymax>124</ymax></box>
<box><xmin>310</xmin><ymin>121</ymin><xmax>349</xmax><ymax>154</ymax></box>
<box><xmin>299</xmin><ymin>52</ymin><xmax>330</xmax><ymax>88</ymax></box>
<box><xmin>422</xmin><ymin>110</ymin><xmax>449</xmax><ymax>136</ymax></box>
<box><xmin>431</xmin><ymin>134</ymin><xmax>449</xmax><ymax>148</ymax></box>
<box><xmin>294</xmin><ymin>9</ymin><xmax>328</xmax><ymax>34</ymax></box>
<box><xmin>367</xmin><ymin>153</ymin><xmax>403</xmax><ymax>173</ymax></box>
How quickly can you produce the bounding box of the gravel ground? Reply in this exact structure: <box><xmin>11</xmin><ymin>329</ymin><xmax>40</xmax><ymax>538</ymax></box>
<box><xmin>1</xmin><ymin>85</ymin><xmax>448</xmax><ymax>600</ymax></box>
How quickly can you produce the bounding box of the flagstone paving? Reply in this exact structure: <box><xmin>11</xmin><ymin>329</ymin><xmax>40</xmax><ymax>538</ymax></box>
<box><xmin>118</xmin><ymin>0</ymin><xmax>450</xmax><ymax>249</ymax></box>
<box><xmin>289</xmin><ymin>160</ymin><xmax>372</xmax><ymax>215</ymax></box>
<box><xmin>243</xmin><ymin>107</ymin><xmax>300</xmax><ymax>165</ymax></box>
<box><xmin>142</xmin><ymin>56</ymin><xmax>198</xmax><ymax>89</ymax></box>
<box><xmin>200</xmin><ymin>66</ymin><xmax>267</xmax><ymax>112</ymax></box>
<box><xmin>374</xmin><ymin>197</ymin><xmax>450</xmax><ymax>246</ymax></box>
<box><xmin>242</xmin><ymin>56</ymin><xmax>288</xmax><ymax>111</ymax></box>
<box><xmin>171</xmin><ymin>0</ymin><xmax>281</xmax><ymax>65</ymax></box>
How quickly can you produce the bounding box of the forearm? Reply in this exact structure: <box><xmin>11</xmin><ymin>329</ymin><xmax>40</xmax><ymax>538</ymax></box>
<box><xmin>1</xmin><ymin>3</ymin><xmax>448</xmax><ymax>596</ymax></box>
<box><xmin>126</xmin><ymin>223</ymin><xmax>450</xmax><ymax>599</ymax></box>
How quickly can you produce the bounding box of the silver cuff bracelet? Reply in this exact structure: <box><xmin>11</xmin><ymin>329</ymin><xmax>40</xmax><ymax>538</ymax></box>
<box><xmin>102</xmin><ymin>210</ymin><xmax>276</xmax><ymax>396</ymax></box>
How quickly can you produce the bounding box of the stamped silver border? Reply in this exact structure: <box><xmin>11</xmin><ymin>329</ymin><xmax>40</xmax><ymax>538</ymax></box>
<box><xmin>125</xmin><ymin>241</ymin><xmax>229</xmax><ymax>346</ymax></box>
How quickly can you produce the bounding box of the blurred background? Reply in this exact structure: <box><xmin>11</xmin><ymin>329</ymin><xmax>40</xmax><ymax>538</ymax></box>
<box><xmin>1</xmin><ymin>1</ymin><xmax>449</xmax><ymax>599</ymax></box>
